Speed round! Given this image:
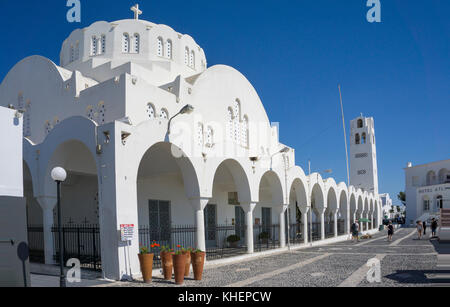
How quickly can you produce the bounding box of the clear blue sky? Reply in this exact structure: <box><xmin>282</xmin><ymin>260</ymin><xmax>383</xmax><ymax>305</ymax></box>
<box><xmin>0</xmin><ymin>0</ymin><xmax>448</xmax><ymax>206</ymax></box>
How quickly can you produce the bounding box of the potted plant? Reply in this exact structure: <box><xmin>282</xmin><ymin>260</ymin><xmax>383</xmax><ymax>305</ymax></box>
<box><xmin>182</xmin><ymin>247</ymin><xmax>193</xmax><ymax>277</ymax></box>
<box><xmin>258</xmin><ymin>232</ymin><xmax>270</xmax><ymax>244</ymax></box>
<box><xmin>173</xmin><ymin>245</ymin><xmax>187</xmax><ymax>285</ymax></box>
<box><xmin>138</xmin><ymin>242</ymin><xmax>159</xmax><ymax>284</ymax></box>
<box><xmin>160</xmin><ymin>245</ymin><xmax>174</xmax><ymax>281</ymax></box>
<box><xmin>227</xmin><ymin>235</ymin><xmax>240</xmax><ymax>248</ymax></box>
<box><xmin>190</xmin><ymin>249</ymin><xmax>206</xmax><ymax>281</ymax></box>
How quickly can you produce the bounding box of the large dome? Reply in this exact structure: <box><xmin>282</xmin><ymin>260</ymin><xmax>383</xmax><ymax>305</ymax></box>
<box><xmin>60</xmin><ymin>17</ymin><xmax>207</xmax><ymax>82</ymax></box>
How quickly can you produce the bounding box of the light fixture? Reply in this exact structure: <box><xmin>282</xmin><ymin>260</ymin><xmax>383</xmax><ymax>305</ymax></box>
<box><xmin>167</xmin><ymin>104</ymin><xmax>195</xmax><ymax>137</ymax></box>
<box><xmin>279</xmin><ymin>147</ymin><xmax>290</xmax><ymax>154</ymax></box>
<box><xmin>51</xmin><ymin>167</ymin><xmax>67</xmax><ymax>182</ymax></box>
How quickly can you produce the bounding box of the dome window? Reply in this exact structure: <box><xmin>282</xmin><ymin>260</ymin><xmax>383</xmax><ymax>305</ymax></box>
<box><xmin>166</xmin><ymin>40</ymin><xmax>172</xmax><ymax>59</ymax></box>
<box><xmin>70</xmin><ymin>45</ymin><xmax>75</xmax><ymax>62</ymax></box>
<box><xmin>100</xmin><ymin>35</ymin><xmax>106</xmax><ymax>54</ymax></box>
<box><xmin>242</xmin><ymin>115</ymin><xmax>249</xmax><ymax>148</ymax></box>
<box><xmin>184</xmin><ymin>47</ymin><xmax>189</xmax><ymax>65</ymax></box>
<box><xmin>206</xmin><ymin>126</ymin><xmax>214</xmax><ymax>148</ymax></box>
<box><xmin>197</xmin><ymin>123</ymin><xmax>204</xmax><ymax>147</ymax></box>
<box><xmin>122</xmin><ymin>33</ymin><xmax>130</xmax><ymax>53</ymax></box>
<box><xmin>157</xmin><ymin>37</ymin><xmax>163</xmax><ymax>57</ymax></box>
<box><xmin>160</xmin><ymin>109</ymin><xmax>169</xmax><ymax>120</ymax></box>
<box><xmin>133</xmin><ymin>33</ymin><xmax>140</xmax><ymax>53</ymax></box>
<box><xmin>146</xmin><ymin>103</ymin><xmax>156</xmax><ymax>119</ymax></box>
<box><xmin>189</xmin><ymin>50</ymin><xmax>195</xmax><ymax>68</ymax></box>
<box><xmin>91</xmin><ymin>36</ymin><xmax>98</xmax><ymax>56</ymax></box>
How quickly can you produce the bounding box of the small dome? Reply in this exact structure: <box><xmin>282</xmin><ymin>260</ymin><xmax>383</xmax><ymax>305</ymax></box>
<box><xmin>60</xmin><ymin>17</ymin><xmax>207</xmax><ymax>80</ymax></box>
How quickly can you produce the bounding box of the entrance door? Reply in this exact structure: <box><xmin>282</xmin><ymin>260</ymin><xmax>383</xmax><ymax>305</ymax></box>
<box><xmin>149</xmin><ymin>200</ymin><xmax>171</xmax><ymax>245</ymax></box>
<box><xmin>204</xmin><ymin>204</ymin><xmax>217</xmax><ymax>248</ymax></box>
<box><xmin>235</xmin><ymin>206</ymin><xmax>246</xmax><ymax>241</ymax></box>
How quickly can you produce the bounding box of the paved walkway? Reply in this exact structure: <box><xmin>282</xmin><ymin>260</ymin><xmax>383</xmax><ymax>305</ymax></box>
<box><xmin>107</xmin><ymin>227</ymin><xmax>449</xmax><ymax>287</ymax></box>
<box><xmin>33</xmin><ymin>228</ymin><xmax>449</xmax><ymax>287</ymax></box>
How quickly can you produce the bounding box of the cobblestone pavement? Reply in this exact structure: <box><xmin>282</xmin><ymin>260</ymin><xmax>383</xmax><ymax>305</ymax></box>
<box><xmin>94</xmin><ymin>228</ymin><xmax>450</xmax><ymax>287</ymax></box>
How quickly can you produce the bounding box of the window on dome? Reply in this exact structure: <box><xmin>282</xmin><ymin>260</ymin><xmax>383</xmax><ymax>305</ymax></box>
<box><xmin>160</xmin><ymin>109</ymin><xmax>169</xmax><ymax>120</ymax></box>
<box><xmin>133</xmin><ymin>34</ymin><xmax>140</xmax><ymax>53</ymax></box>
<box><xmin>91</xmin><ymin>36</ymin><xmax>98</xmax><ymax>56</ymax></box>
<box><xmin>197</xmin><ymin>123</ymin><xmax>204</xmax><ymax>147</ymax></box>
<box><xmin>70</xmin><ymin>45</ymin><xmax>75</xmax><ymax>62</ymax></box>
<box><xmin>75</xmin><ymin>41</ymin><xmax>80</xmax><ymax>60</ymax></box>
<box><xmin>227</xmin><ymin>108</ymin><xmax>234</xmax><ymax>140</ymax></box>
<box><xmin>101</xmin><ymin>35</ymin><xmax>106</xmax><ymax>54</ymax></box>
<box><xmin>146</xmin><ymin>103</ymin><xmax>156</xmax><ymax>119</ymax></box>
<box><xmin>24</xmin><ymin>100</ymin><xmax>31</xmax><ymax>137</ymax></box>
<box><xmin>98</xmin><ymin>102</ymin><xmax>106</xmax><ymax>124</ymax></box>
<box><xmin>122</xmin><ymin>33</ymin><xmax>130</xmax><ymax>53</ymax></box>
<box><xmin>185</xmin><ymin>47</ymin><xmax>189</xmax><ymax>65</ymax></box>
<box><xmin>189</xmin><ymin>50</ymin><xmax>195</xmax><ymax>68</ymax></box>
<box><xmin>166</xmin><ymin>40</ymin><xmax>172</xmax><ymax>59</ymax></box>
<box><xmin>157</xmin><ymin>37</ymin><xmax>163</xmax><ymax>57</ymax></box>
<box><xmin>86</xmin><ymin>106</ymin><xmax>95</xmax><ymax>121</ymax></box>
<box><xmin>206</xmin><ymin>126</ymin><xmax>214</xmax><ymax>147</ymax></box>
<box><xmin>44</xmin><ymin>121</ymin><xmax>53</xmax><ymax>135</ymax></box>
<box><xmin>242</xmin><ymin>115</ymin><xmax>249</xmax><ymax>148</ymax></box>
<box><xmin>234</xmin><ymin>99</ymin><xmax>241</xmax><ymax>121</ymax></box>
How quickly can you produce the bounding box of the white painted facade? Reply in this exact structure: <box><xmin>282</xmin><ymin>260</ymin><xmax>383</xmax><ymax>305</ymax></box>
<box><xmin>404</xmin><ymin>160</ymin><xmax>450</xmax><ymax>224</ymax></box>
<box><xmin>0</xmin><ymin>13</ymin><xmax>383</xmax><ymax>281</ymax></box>
<box><xmin>380</xmin><ymin>193</ymin><xmax>394</xmax><ymax>219</ymax></box>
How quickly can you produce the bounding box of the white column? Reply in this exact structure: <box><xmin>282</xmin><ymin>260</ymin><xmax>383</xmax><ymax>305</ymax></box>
<box><xmin>37</xmin><ymin>197</ymin><xmax>57</xmax><ymax>265</ymax></box>
<box><xmin>241</xmin><ymin>203</ymin><xmax>256</xmax><ymax>254</ymax></box>
<box><xmin>333</xmin><ymin>211</ymin><xmax>338</xmax><ymax>237</ymax></box>
<box><xmin>319</xmin><ymin>209</ymin><xmax>325</xmax><ymax>240</ymax></box>
<box><xmin>365</xmin><ymin>213</ymin><xmax>369</xmax><ymax>232</ymax></box>
<box><xmin>278</xmin><ymin>205</ymin><xmax>288</xmax><ymax>248</ymax></box>
<box><xmin>302</xmin><ymin>210</ymin><xmax>309</xmax><ymax>245</ymax></box>
<box><xmin>190</xmin><ymin>198</ymin><xmax>210</xmax><ymax>253</ymax></box>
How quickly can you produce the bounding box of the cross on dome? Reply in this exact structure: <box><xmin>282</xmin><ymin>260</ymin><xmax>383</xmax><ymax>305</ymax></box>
<box><xmin>131</xmin><ymin>4</ymin><xmax>142</xmax><ymax>20</ymax></box>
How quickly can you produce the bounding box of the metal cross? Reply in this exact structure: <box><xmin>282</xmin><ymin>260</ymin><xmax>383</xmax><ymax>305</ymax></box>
<box><xmin>131</xmin><ymin>4</ymin><xmax>142</xmax><ymax>20</ymax></box>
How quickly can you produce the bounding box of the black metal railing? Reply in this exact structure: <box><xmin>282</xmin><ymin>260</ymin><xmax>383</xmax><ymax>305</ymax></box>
<box><xmin>325</xmin><ymin>222</ymin><xmax>334</xmax><ymax>239</ymax></box>
<box><xmin>306</xmin><ymin>222</ymin><xmax>321</xmax><ymax>241</ymax></box>
<box><xmin>52</xmin><ymin>224</ymin><xmax>101</xmax><ymax>271</ymax></box>
<box><xmin>254</xmin><ymin>224</ymin><xmax>280</xmax><ymax>252</ymax></box>
<box><xmin>337</xmin><ymin>219</ymin><xmax>346</xmax><ymax>236</ymax></box>
<box><xmin>288</xmin><ymin>223</ymin><xmax>305</xmax><ymax>245</ymax></box>
<box><xmin>27</xmin><ymin>226</ymin><xmax>45</xmax><ymax>263</ymax></box>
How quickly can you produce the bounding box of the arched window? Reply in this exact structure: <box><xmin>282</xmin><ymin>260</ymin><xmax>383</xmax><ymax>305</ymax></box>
<box><xmin>234</xmin><ymin>99</ymin><xmax>241</xmax><ymax>121</ymax></box>
<box><xmin>184</xmin><ymin>47</ymin><xmax>189</xmax><ymax>65</ymax></box>
<box><xmin>122</xmin><ymin>33</ymin><xmax>130</xmax><ymax>53</ymax></box>
<box><xmin>86</xmin><ymin>106</ymin><xmax>95</xmax><ymax>121</ymax></box>
<box><xmin>355</xmin><ymin>133</ymin><xmax>360</xmax><ymax>145</ymax></box>
<box><xmin>357</xmin><ymin>119</ymin><xmax>363</xmax><ymax>128</ymax></box>
<box><xmin>227</xmin><ymin>108</ymin><xmax>234</xmax><ymax>140</ymax></box>
<box><xmin>44</xmin><ymin>121</ymin><xmax>53</xmax><ymax>135</ymax></box>
<box><xmin>100</xmin><ymin>35</ymin><xmax>106</xmax><ymax>54</ymax></box>
<box><xmin>146</xmin><ymin>103</ymin><xmax>156</xmax><ymax>119</ymax></box>
<box><xmin>362</xmin><ymin>133</ymin><xmax>367</xmax><ymax>144</ymax></box>
<box><xmin>242</xmin><ymin>115</ymin><xmax>249</xmax><ymax>147</ymax></box>
<box><xmin>98</xmin><ymin>102</ymin><xmax>106</xmax><ymax>124</ymax></box>
<box><xmin>206</xmin><ymin>126</ymin><xmax>214</xmax><ymax>147</ymax></box>
<box><xmin>91</xmin><ymin>36</ymin><xmax>98</xmax><ymax>56</ymax></box>
<box><xmin>70</xmin><ymin>45</ymin><xmax>75</xmax><ymax>62</ymax></box>
<box><xmin>75</xmin><ymin>41</ymin><xmax>80</xmax><ymax>60</ymax></box>
<box><xmin>426</xmin><ymin>171</ymin><xmax>436</xmax><ymax>186</ymax></box>
<box><xmin>166</xmin><ymin>40</ymin><xmax>172</xmax><ymax>59</ymax></box>
<box><xmin>133</xmin><ymin>33</ymin><xmax>140</xmax><ymax>53</ymax></box>
<box><xmin>160</xmin><ymin>109</ymin><xmax>169</xmax><ymax>120</ymax></box>
<box><xmin>24</xmin><ymin>100</ymin><xmax>31</xmax><ymax>137</ymax></box>
<box><xmin>189</xmin><ymin>50</ymin><xmax>195</xmax><ymax>68</ymax></box>
<box><xmin>439</xmin><ymin>169</ymin><xmax>449</xmax><ymax>184</ymax></box>
<box><xmin>197</xmin><ymin>123</ymin><xmax>204</xmax><ymax>147</ymax></box>
<box><xmin>157</xmin><ymin>37</ymin><xmax>163</xmax><ymax>57</ymax></box>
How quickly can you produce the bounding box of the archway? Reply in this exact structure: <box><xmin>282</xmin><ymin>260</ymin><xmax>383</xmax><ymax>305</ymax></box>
<box><xmin>136</xmin><ymin>142</ymin><xmax>200</xmax><ymax>265</ymax></box>
<box><xmin>325</xmin><ymin>187</ymin><xmax>338</xmax><ymax>238</ymax></box>
<box><xmin>311</xmin><ymin>183</ymin><xmax>325</xmax><ymax>241</ymax></box>
<box><xmin>257</xmin><ymin>171</ymin><xmax>284</xmax><ymax>249</ymax></box>
<box><xmin>46</xmin><ymin>139</ymin><xmax>100</xmax><ymax>270</ymax></box>
<box><xmin>338</xmin><ymin>190</ymin><xmax>348</xmax><ymax>235</ymax></box>
<box><xmin>289</xmin><ymin>178</ymin><xmax>309</xmax><ymax>244</ymax></box>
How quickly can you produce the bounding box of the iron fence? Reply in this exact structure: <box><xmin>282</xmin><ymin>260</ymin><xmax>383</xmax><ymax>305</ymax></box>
<box><xmin>254</xmin><ymin>224</ymin><xmax>280</xmax><ymax>252</ymax></box>
<box><xmin>27</xmin><ymin>226</ymin><xmax>45</xmax><ymax>263</ymax></box>
<box><xmin>338</xmin><ymin>219</ymin><xmax>346</xmax><ymax>236</ymax></box>
<box><xmin>325</xmin><ymin>222</ymin><xmax>334</xmax><ymax>239</ymax></box>
<box><xmin>52</xmin><ymin>224</ymin><xmax>101</xmax><ymax>271</ymax></box>
<box><xmin>307</xmin><ymin>222</ymin><xmax>321</xmax><ymax>241</ymax></box>
<box><xmin>288</xmin><ymin>223</ymin><xmax>305</xmax><ymax>245</ymax></box>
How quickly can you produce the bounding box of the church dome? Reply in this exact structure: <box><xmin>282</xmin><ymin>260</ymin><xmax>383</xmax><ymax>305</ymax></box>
<box><xmin>60</xmin><ymin>8</ymin><xmax>207</xmax><ymax>81</ymax></box>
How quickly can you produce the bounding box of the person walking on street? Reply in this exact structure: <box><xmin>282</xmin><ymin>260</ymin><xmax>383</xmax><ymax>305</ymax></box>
<box><xmin>351</xmin><ymin>220</ymin><xmax>360</xmax><ymax>243</ymax></box>
<box><xmin>423</xmin><ymin>221</ymin><xmax>427</xmax><ymax>236</ymax></box>
<box><xmin>431</xmin><ymin>218</ymin><xmax>438</xmax><ymax>238</ymax></box>
<box><xmin>387</xmin><ymin>221</ymin><xmax>394</xmax><ymax>242</ymax></box>
<box><xmin>416</xmin><ymin>221</ymin><xmax>423</xmax><ymax>240</ymax></box>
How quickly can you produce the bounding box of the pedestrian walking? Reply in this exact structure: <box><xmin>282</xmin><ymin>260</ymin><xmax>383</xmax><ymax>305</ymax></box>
<box><xmin>431</xmin><ymin>218</ymin><xmax>438</xmax><ymax>238</ymax></box>
<box><xmin>351</xmin><ymin>220</ymin><xmax>360</xmax><ymax>243</ymax></box>
<box><xmin>423</xmin><ymin>221</ymin><xmax>427</xmax><ymax>235</ymax></box>
<box><xmin>387</xmin><ymin>221</ymin><xmax>394</xmax><ymax>242</ymax></box>
<box><xmin>416</xmin><ymin>221</ymin><xmax>423</xmax><ymax>240</ymax></box>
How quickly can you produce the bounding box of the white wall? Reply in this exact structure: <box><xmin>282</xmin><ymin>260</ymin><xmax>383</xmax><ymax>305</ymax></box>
<box><xmin>0</xmin><ymin>107</ymin><xmax>23</xmax><ymax>197</ymax></box>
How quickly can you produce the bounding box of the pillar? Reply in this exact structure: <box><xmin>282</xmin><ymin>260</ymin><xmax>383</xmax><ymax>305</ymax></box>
<box><xmin>319</xmin><ymin>208</ymin><xmax>325</xmax><ymax>240</ymax></box>
<box><xmin>278</xmin><ymin>205</ymin><xmax>288</xmax><ymax>248</ymax></box>
<box><xmin>302</xmin><ymin>209</ymin><xmax>309</xmax><ymax>245</ymax></box>
<box><xmin>333</xmin><ymin>211</ymin><xmax>338</xmax><ymax>237</ymax></box>
<box><xmin>365</xmin><ymin>213</ymin><xmax>369</xmax><ymax>232</ymax></box>
<box><xmin>190</xmin><ymin>198</ymin><xmax>210</xmax><ymax>253</ymax></box>
<box><xmin>37</xmin><ymin>197</ymin><xmax>57</xmax><ymax>265</ymax></box>
<box><xmin>241</xmin><ymin>203</ymin><xmax>256</xmax><ymax>254</ymax></box>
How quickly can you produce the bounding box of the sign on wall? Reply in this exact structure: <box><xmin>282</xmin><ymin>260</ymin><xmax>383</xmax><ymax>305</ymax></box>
<box><xmin>120</xmin><ymin>224</ymin><xmax>135</xmax><ymax>242</ymax></box>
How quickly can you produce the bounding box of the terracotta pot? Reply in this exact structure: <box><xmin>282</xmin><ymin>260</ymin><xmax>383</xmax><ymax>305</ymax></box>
<box><xmin>160</xmin><ymin>251</ymin><xmax>174</xmax><ymax>280</ymax></box>
<box><xmin>182</xmin><ymin>251</ymin><xmax>191</xmax><ymax>277</ymax></box>
<box><xmin>173</xmin><ymin>253</ymin><xmax>187</xmax><ymax>285</ymax></box>
<box><xmin>138</xmin><ymin>253</ymin><xmax>154</xmax><ymax>283</ymax></box>
<box><xmin>191</xmin><ymin>251</ymin><xmax>206</xmax><ymax>281</ymax></box>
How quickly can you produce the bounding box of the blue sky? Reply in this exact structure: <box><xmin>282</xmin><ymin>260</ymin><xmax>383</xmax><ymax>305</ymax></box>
<box><xmin>0</xmin><ymin>0</ymin><xmax>448</xmax><ymax>206</ymax></box>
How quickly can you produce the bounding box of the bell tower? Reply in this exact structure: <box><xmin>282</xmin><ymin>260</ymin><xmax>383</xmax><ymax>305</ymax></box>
<box><xmin>349</xmin><ymin>115</ymin><xmax>379</xmax><ymax>194</ymax></box>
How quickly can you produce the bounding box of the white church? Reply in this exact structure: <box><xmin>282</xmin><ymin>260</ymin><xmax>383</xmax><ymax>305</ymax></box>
<box><xmin>0</xmin><ymin>6</ymin><xmax>385</xmax><ymax>281</ymax></box>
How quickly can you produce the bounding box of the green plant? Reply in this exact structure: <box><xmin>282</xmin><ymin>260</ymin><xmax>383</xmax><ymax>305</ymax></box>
<box><xmin>227</xmin><ymin>235</ymin><xmax>240</xmax><ymax>243</ymax></box>
<box><xmin>140</xmin><ymin>242</ymin><xmax>160</xmax><ymax>254</ymax></box>
<box><xmin>160</xmin><ymin>245</ymin><xmax>173</xmax><ymax>253</ymax></box>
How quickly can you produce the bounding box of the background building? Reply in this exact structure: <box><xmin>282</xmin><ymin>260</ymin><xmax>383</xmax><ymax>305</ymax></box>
<box><xmin>404</xmin><ymin>160</ymin><xmax>450</xmax><ymax>224</ymax></box>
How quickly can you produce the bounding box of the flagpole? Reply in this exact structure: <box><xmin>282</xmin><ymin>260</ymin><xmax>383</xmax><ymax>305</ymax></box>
<box><xmin>338</xmin><ymin>84</ymin><xmax>350</xmax><ymax>186</ymax></box>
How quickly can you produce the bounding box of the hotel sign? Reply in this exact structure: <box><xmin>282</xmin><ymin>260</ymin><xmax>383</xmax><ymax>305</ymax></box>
<box><xmin>418</xmin><ymin>184</ymin><xmax>450</xmax><ymax>195</ymax></box>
